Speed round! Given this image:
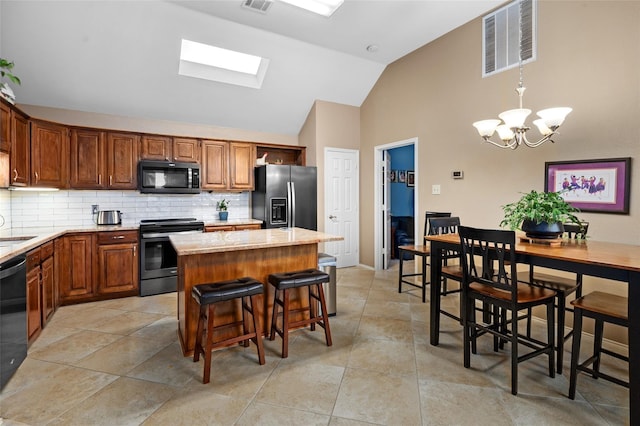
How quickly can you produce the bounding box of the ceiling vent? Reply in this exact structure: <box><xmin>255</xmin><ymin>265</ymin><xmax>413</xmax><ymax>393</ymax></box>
<box><xmin>242</xmin><ymin>0</ymin><xmax>273</xmax><ymax>14</ymax></box>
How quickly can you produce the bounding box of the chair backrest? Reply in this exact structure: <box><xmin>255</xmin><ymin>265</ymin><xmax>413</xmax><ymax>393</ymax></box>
<box><xmin>563</xmin><ymin>222</ymin><xmax>589</xmax><ymax>239</ymax></box>
<box><xmin>428</xmin><ymin>216</ymin><xmax>460</xmax><ymax>236</ymax></box>
<box><xmin>423</xmin><ymin>211</ymin><xmax>451</xmax><ymax>238</ymax></box>
<box><xmin>458</xmin><ymin>225</ymin><xmax>518</xmax><ymax>301</ymax></box>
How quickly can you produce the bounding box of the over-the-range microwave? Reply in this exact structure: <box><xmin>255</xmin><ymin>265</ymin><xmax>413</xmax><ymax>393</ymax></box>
<box><xmin>137</xmin><ymin>160</ymin><xmax>200</xmax><ymax>194</ymax></box>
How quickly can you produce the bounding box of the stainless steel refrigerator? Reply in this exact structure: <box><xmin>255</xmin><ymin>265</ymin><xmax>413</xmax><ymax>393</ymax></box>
<box><xmin>252</xmin><ymin>165</ymin><xmax>317</xmax><ymax>230</ymax></box>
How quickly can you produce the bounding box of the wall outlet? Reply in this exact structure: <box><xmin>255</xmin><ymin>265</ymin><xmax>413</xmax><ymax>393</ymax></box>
<box><xmin>432</xmin><ymin>184</ymin><xmax>441</xmax><ymax>195</ymax></box>
<box><xmin>91</xmin><ymin>204</ymin><xmax>99</xmax><ymax>214</ymax></box>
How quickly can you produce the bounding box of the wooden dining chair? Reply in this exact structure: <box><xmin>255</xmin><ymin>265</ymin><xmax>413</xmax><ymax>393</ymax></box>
<box><xmin>428</xmin><ymin>216</ymin><xmax>463</xmax><ymax>322</ymax></box>
<box><xmin>527</xmin><ymin>221</ymin><xmax>589</xmax><ymax>374</ymax></box>
<box><xmin>397</xmin><ymin>211</ymin><xmax>451</xmax><ymax>302</ymax></box>
<box><xmin>458</xmin><ymin>225</ymin><xmax>557</xmax><ymax>395</ymax></box>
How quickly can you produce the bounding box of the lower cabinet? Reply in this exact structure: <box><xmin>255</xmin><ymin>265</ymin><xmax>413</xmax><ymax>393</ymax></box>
<box><xmin>204</xmin><ymin>224</ymin><xmax>261</xmax><ymax>232</ymax></box>
<box><xmin>58</xmin><ymin>233</ymin><xmax>96</xmax><ymax>304</ymax></box>
<box><xmin>26</xmin><ymin>241</ymin><xmax>56</xmax><ymax>344</ymax></box>
<box><xmin>96</xmin><ymin>230</ymin><xmax>138</xmax><ymax>295</ymax></box>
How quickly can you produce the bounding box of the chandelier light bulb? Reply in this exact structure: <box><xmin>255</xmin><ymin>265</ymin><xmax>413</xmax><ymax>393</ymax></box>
<box><xmin>472</xmin><ymin>119</ymin><xmax>501</xmax><ymax>138</ymax></box>
<box><xmin>496</xmin><ymin>125</ymin><xmax>515</xmax><ymax>141</ymax></box>
<box><xmin>532</xmin><ymin>119</ymin><xmax>553</xmax><ymax>136</ymax></box>
<box><xmin>537</xmin><ymin>107</ymin><xmax>572</xmax><ymax>128</ymax></box>
<box><xmin>498</xmin><ymin>108</ymin><xmax>531</xmax><ymax>128</ymax></box>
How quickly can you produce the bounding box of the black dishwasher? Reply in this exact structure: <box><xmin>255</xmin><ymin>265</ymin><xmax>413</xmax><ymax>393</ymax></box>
<box><xmin>1</xmin><ymin>254</ymin><xmax>27</xmax><ymax>390</ymax></box>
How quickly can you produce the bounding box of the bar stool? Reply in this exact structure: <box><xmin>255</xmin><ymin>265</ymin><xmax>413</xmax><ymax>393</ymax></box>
<box><xmin>568</xmin><ymin>291</ymin><xmax>629</xmax><ymax>399</ymax></box>
<box><xmin>268</xmin><ymin>268</ymin><xmax>332</xmax><ymax>358</ymax></box>
<box><xmin>192</xmin><ymin>277</ymin><xmax>265</xmax><ymax>384</ymax></box>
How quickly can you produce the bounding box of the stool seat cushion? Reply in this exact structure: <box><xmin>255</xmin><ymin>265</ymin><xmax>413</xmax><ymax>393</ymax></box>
<box><xmin>269</xmin><ymin>269</ymin><xmax>330</xmax><ymax>290</ymax></box>
<box><xmin>192</xmin><ymin>277</ymin><xmax>263</xmax><ymax>305</ymax></box>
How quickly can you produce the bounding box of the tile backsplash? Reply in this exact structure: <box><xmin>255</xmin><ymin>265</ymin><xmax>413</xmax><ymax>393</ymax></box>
<box><xmin>1</xmin><ymin>189</ymin><xmax>250</xmax><ymax>228</ymax></box>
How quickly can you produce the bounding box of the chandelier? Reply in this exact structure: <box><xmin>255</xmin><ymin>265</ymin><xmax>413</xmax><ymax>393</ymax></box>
<box><xmin>472</xmin><ymin>1</ymin><xmax>571</xmax><ymax>149</ymax></box>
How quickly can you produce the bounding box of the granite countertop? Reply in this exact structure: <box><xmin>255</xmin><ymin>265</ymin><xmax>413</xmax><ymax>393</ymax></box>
<box><xmin>0</xmin><ymin>218</ymin><xmax>264</xmax><ymax>264</ymax></box>
<box><xmin>0</xmin><ymin>224</ymin><xmax>139</xmax><ymax>264</ymax></box>
<box><xmin>170</xmin><ymin>227</ymin><xmax>343</xmax><ymax>255</ymax></box>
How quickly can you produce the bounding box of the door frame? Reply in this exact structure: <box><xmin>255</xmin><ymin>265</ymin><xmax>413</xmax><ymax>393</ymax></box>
<box><xmin>374</xmin><ymin>137</ymin><xmax>418</xmax><ymax>271</ymax></box>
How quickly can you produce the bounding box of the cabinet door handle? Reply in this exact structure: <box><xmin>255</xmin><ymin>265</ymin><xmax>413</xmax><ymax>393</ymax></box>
<box><xmin>133</xmin><ymin>246</ymin><xmax>136</xmax><ymax>255</ymax></box>
<box><xmin>98</xmin><ymin>174</ymin><xmax>102</xmax><ymax>185</ymax></box>
<box><xmin>13</xmin><ymin>169</ymin><xmax>18</xmax><ymax>181</ymax></box>
<box><xmin>34</xmin><ymin>171</ymin><xmax>39</xmax><ymax>183</ymax></box>
<box><xmin>112</xmin><ymin>235</ymin><xmax>125</xmax><ymax>239</ymax></box>
<box><xmin>109</xmin><ymin>175</ymin><xmax>113</xmax><ymax>186</ymax></box>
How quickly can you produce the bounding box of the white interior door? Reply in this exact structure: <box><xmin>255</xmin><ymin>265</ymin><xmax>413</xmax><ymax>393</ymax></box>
<box><xmin>324</xmin><ymin>148</ymin><xmax>359</xmax><ymax>267</ymax></box>
<box><xmin>382</xmin><ymin>151</ymin><xmax>391</xmax><ymax>269</ymax></box>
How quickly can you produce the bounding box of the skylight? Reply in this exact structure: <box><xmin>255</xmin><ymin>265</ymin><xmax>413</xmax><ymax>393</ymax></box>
<box><xmin>178</xmin><ymin>39</ymin><xmax>269</xmax><ymax>89</ymax></box>
<box><xmin>279</xmin><ymin>0</ymin><xmax>344</xmax><ymax>17</ymax></box>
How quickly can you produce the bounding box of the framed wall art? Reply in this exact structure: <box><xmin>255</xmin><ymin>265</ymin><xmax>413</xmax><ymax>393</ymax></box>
<box><xmin>545</xmin><ymin>157</ymin><xmax>631</xmax><ymax>214</ymax></box>
<box><xmin>406</xmin><ymin>171</ymin><xmax>415</xmax><ymax>187</ymax></box>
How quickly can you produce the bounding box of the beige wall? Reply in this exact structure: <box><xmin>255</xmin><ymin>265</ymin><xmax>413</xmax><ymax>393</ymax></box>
<box><xmin>18</xmin><ymin>104</ymin><xmax>299</xmax><ymax>146</ymax></box>
<box><xmin>361</xmin><ymin>0</ymin><xmax>640</xmax><ymax>266</ymax></box>
<box><xmin>359</xmin><ymin>0</ymin><xmax>640</xmax><ymax>343</ymax></box>
<box><xmin>300</xmin><ymin>100</ymin><xmax>360</xmax><ymax>232</ymax></box>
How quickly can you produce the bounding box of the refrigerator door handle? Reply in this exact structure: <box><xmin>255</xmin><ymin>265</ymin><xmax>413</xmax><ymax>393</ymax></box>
<box><xmin>290</xmin><ymin>181</ymin><xmax>296</xmax><ymax>228</ymax></box>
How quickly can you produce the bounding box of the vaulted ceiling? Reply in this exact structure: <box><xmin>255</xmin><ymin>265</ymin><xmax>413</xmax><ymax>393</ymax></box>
<box><xmin>0</xmin><ymin>0</ymin><xmax>503</xmax><ymax>136</ymax></box>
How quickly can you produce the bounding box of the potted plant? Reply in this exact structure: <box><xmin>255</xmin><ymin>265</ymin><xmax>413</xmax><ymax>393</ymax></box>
<box><xmin>500</xmin><ymin>190</ymin><xmax>582</xmax><ymax>239</ymax></box>
<box><xmin>217</xmin><ymin>199</ymin><xmax>229</xmax><ymax>221</ymax></box>
<box><xmin>0</xmin><ymin>58</ymin><xmax>21</xmax><ymax>104</ymax></box>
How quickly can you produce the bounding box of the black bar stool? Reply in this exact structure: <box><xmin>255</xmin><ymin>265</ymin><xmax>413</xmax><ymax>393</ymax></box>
<box><xmin>268</xmin><ymin>268</ymin><xmax>332</xmax><ymax>358</ymax></box>
<box><xmin>192</xmin><ymin>277</ymin><xmax>265</xmax><ymax>384</ymax></box>
<box><xmin>568</xmin><ymin>291</ymin><xmax>629</xmax><ymax>399</ymax></box>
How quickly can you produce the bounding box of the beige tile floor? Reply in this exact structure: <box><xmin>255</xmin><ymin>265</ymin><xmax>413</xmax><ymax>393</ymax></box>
<box><xmin>0</xmin><ymin>264</ymin><xmax>629</xmax><ymax>425</ymax></box>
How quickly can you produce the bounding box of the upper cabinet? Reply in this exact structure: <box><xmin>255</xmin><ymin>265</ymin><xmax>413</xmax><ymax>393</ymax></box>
<box><xmin>8</xmin><ymin>106</ymin><xmax>30</xmax><ymax>186</ymax></box>
<box><xmin>31</xmin><ymin>120</ymin><xmax>69</xmax><ymax>188</ymax></box>
<box><xmin>228</xmin><ymin>142</ymin><xmax>255</xmax><ymax>190</ymax></box>
<box><xmin>201</xmin><ymin>140</ymin><xmax>255</xmax><ymax>191</ymax></box>
<box><xmin>201</xmin><ymin>140</ymin><xmax>227</xmax><ymax>191</ymax></box>
<box><xmin>70</xmin><ymin>128</ymin><xmax>106</xmax><ymax>189</ymax></box>
<box><xmin>141</xmin><ymin>135</ymin><xmax>199</xmax><ymax>163</ymax></box>
<box><xmin>173</xmin><ymin>138</ymin><xmax>199</xmax><ymax>163</ymax></box>
<box><xmin>1</xmin><ymin>101</ymin><xmax>10</xmax><ymax>153</ymax></box>
<box><xmin>256</xmin><ymin>144</ymin><xmax>306</xmax><ymax>166</ymax></box>
<box><xmin>107</xmin><ymin>132</ymin><xmax>139</xmax><ymax>189</ymax></box>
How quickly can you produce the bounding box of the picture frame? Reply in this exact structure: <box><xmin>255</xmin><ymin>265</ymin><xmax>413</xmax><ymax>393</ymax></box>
<box><xmin>389</xmin><ymin>170</ymin><xmax>397</xmax><ymax>183</ymax></box>
<box><xmin>406</xmin><ymin>171</ymin><xmax>415</xmax><ymax>187</ymax></box>
<box><xmin>545</xmin><ymin>157</ymin><xmax>631</xmax><ymax>214</ymax></box>
<box><xmin>398</xmin><ymin>170</ymin><xmax>406</xmax><ymax>183</ymax></box>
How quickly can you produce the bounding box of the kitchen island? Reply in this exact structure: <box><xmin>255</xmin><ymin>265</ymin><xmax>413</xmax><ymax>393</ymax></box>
<box><xmin>170</xmin><ymin>227</ymin><xmax>343</xmax><ymax>356</ymax></box>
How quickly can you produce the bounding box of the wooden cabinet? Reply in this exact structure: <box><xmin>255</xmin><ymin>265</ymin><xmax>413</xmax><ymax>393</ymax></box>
<box><xmin>31</xmin><ymin>120</ymin><xmax>69</xmax><ymax>188</ymax></box>
<box><xmin>0</xmin><ymin>101</ymin><xmax>10</xmax><ymax>153</ymax></box>
<box><xmin>204</xmin><ymin>223</ymin><xmax>261</xmax><ymax>232</ymax></box>
<box><xmin>201</xmin><ymin>140</ymin><xmax>228</xmax><ymax>190</ymax></box>
<box><xmin>202</xmin><ymin>140</ymin><xmax>255</xmax><ymax>191</ymax></box>
<box><xmin>25</xmin><ymin>241</ymin><xmax>55</xmax><ymax>344</ymax></box>
<box><xmin>9</xmin><ymin>108</ymin><xmax>30</xmax><ymax>186</ymax></box>
<box><xmin>58</xmin><ymin>233</ymin><xmax>95</xmax><ymax>304</ymax></box>
<box><xmin>256</xmin><ymin>143</ymin><xmax>306</xmax><ymax>166</ymax></box>
<box><xmin>107</xmin><ymin>132</ymin><xmax>139</xmax><ymax>189</ymax></box>
<box><xmin>70</xmin><ymin>128</ymin><xmax>107</xmax><ymax>189</ymax></box>
<box><xmin>173</xmin><ymin>138</ymin><xmax>199</xmax><ymax>163</ymax></box>
<box><xmin>26</xmin><ymin>249</ymin><xmax>42</xmax><ymax>343</ymax></box>
<box><xmin>96</xmin><ymin>230</ymin><xmax>138</xmax><ymax>295</ymax></box>
<box><xmin>141</xmin><ymin>135</ymin><xmax>199</xmax><ymax>163</ymax></box>
<box><xmin>41</xmin><ymin>242</ymin><xmax>56</xmax><ymax>324</ymax></box>
<box><xmin>229</xmin><ymin>142</ymin><xmax>255</xmax><ymax>190</ymax></box>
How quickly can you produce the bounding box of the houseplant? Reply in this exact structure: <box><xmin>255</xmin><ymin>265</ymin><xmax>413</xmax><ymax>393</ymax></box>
<box><xmin>0</xmin><ymin>58</ymin><xmax>21</xmax><ymax>104</ymax></box>
<box><xmin>217</xmin><ymin>199</ymin><xmax>229</xmax><ymax>220</ymax></box>
<box><xmin>500</xmin><ymin>190</ymin><xmax>582</xmax><ymax>239</ymax></box>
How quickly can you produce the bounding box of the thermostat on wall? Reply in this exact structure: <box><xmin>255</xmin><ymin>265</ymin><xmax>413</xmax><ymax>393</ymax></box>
<box><xmin>451</xmin><ymin>170</ymin><xmax>464</xmax><ymax>179</ymax></box>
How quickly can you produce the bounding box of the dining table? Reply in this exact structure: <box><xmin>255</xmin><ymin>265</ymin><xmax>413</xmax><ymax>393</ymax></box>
<box><xmin>425</xmin><ymin>232</ymin><xmax>640</xmax><ymax>423</ymax></box>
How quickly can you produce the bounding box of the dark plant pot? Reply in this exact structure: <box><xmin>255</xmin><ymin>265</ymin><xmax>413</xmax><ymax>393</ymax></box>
<box><xmin>521</xmin><ymin>220</ymin><xmax>564</xmax><ymax>239</ymax></box>
<box><xmin>218</xmin><ymin>211</ymin><xmax>228</xmax><ymax>221</ymax></box>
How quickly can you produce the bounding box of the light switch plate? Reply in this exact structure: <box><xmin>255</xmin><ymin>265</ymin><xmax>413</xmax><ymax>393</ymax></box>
<box><xmin>432</xmin><ymin>184</ymin><xmax>441</xmax><ymax>195</ymax></box>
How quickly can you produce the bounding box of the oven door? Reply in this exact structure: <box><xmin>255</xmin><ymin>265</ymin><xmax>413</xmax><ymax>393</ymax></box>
<box><xmin>140</xmin><ymin>235</ymin><xmax>177</xmax><ymax>280</ymax></box>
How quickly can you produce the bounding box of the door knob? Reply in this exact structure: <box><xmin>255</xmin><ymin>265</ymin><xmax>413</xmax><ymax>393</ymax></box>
<box><xmin>329</xmin><ymin>215</ymin><xmax>337</xmax><ymax>220</ymax></box>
